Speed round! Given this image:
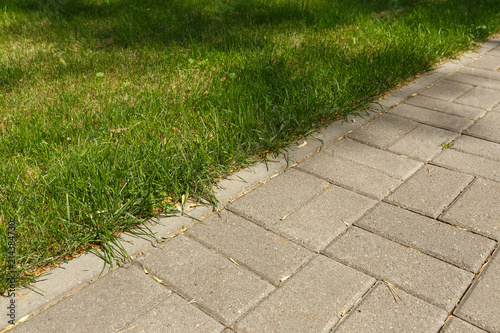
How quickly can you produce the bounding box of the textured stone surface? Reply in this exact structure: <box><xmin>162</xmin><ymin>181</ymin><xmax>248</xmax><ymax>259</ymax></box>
<box><xmin>324</xmin><ymin>227</ymin><xmax>474</xmax><ymax>311</ymax></box>
<box><xmin>297</xmin><ymin>152</ymin><xmax>402</xmax><ymax>199</ymax></box>
<box><xmin>330</xmin><ymin>139</ymin><xmax>422</xmax><ymax>180</ymax></box>
<box><xmin>268</xmin><ymin>185</ymin><xmax>377</xmax><ymax>252</ymax></box>
<box><xmin>186</xmin><ymin>210</ymin><xmax>314</xmax><ymax>285</ymax></box>
<box><xmin>404</xmin><ymin>95</ymin><xmax>485</xmax><ymax>119</ymax></box>
<box><xmin>447</xmin><ymin>72</ymin><xmax>500</xmax><ymax>90</ymax></box>
<box><xmin>139</xmin><ymin>236</ymin><xmax>274</xmax><ymax>325</ymax></box>
<box><xmin>355</xmin><ymin>202</ymin><xmax>495</xmax><ymax>272</ymax></box>
<box><xmin>420</xmin><ymin>80</ymin><xmax>473</xmax><ymax>101</ymax></box>
<box><xmin>227</xmin><ymin>168</ymin><xmax>328</xmax><ymax>227</ymax></box>
<box><xmin>455</xmin><ymin>250</ymin><xmax>500</xmax><ymax>333</ymax></box>
<box><xmin>466</xmin><ymin>112</ymin><xmax>500</xmax><ymax>143</ymax></box>
<box><xmin>433</xmin><ymin>149</ymin><xmax>500</xmax><ymax>182</ymax></box>
<box><xmin>441</xmin><ymin>178</ymin><xmax>500</xmax><ymax>240</ymax></box>
<box><xmin>461</xmin><ymin>66</ymin><xmax>500</xmax><ymax>81</ymax></box>
<box><xmin>334</xmin><ymin>282</ymin><xmax>448</xmax><ymax>333</ymax></box>
<box><xmin>387</xmin><ymin>124</ymin><xmax>457</xmax><ymax>161</ymax></box>
<box><xmin>470</xmin><ymin>55</ymin><xmax>500</xmax><ymax>71</ymax></box>
<box><xmin>235</xmin><ymin>256</ymin><xmax>375</xmax><ymax>333</ymax></box>
<box><xmin>385</xmin><ymin>165</ymin><xmax>473</xmax><ymax>218</ymax></box>
<box><xmin>440</xmin><ymin>317</ymin><xmax>488</xmax><ymax>333</ymax></box>
<box><xmin>454</xmin><ymin>87</ymin><xmax>500</xmax><ymax>109</ymax></box>
<box><xmin>453</xmin><ymin>135</ymin><xmax>500</xmax><ymax>161</ymax></box>
<box><xmin>389</xmin><ymin>103</ymin><xmax>473</xmax><ymax>132</ymax></box>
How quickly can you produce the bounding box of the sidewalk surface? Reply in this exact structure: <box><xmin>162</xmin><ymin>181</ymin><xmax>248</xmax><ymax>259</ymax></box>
<box><xmin>3</xmin><ymin>38</ymin><xmax>500</xmax><ymax>333</ymax></box>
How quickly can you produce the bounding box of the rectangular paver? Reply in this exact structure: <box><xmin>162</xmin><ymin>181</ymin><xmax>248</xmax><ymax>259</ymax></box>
<box><xmin>447</xmin><ymin>72</ymin><xmax>500</xmax><ymax>90</ymax></box>
<box><xmin>454</xmin><ymin>86</ymin><xmax>500</xmax><ymax>110</ymax></box>
<box><xmin>461</xmin><ymin>66</ymin><xmax>500</xmax><ymax>81</ymax></box>
<box><xmin>441</xmin><ymin>317</ymin><xmax>488</xmax><ymax>333</ymax></box>
<box><xmin>334</xmin><ymin>282</ymin><xmax>448</xmax><ymax>333</ymax></box>
<box><xmin>465</xmin><ymin>112</ymin><xmax>500</xmax><ymax>143</ymax></box>
<box><xmin>470</xmin><ymin>55</ymin><xmax>500</xmax><ymax>71</ymax></box>
<box><xmin>235</xmin><ymin>256</ymin><xmax>375</xmax><ymax>333</ymax></box>
<box><xmin>324</xmin><ymin>227</ymin><xmax>474</xmax><ymax>311</ymax></box>
<box><xmin>453</xmin><ymin>135</ymin><xmax>500</xmax><ymax>161</ymax></box>
<box><xmin>385</xmin><ymin>165</ymin><xmax>473</xmax><ymax>218</ymax></box>
<box><xmin>455</xmin><ymin>250</ymin><xmax>500</xmax><ymax>333</ymax></box>
<box><xmin>405</xmin><ymin>95</ymin><xmax>485</xmax><ymax>119</ymax></box>
<box><xmin>433</xmin><ymin>149</ymin><xmax>500</xmax><ymax>182</ymax></box>
<box><xmin>139</xmin><ymin>235</ymin><xmax>274</xmax><ymax>325</ymax></box>
<box><xmin>355</xmin><ymin>202</ymin><xmax>495</xmax><ymax>272</ymax></box>
<box><xmin>441</xmin><ymin>178</ymin><xmax>500</xmax><ymax>240</ymax></box>
<box><xmin>186</xmin><ymin>210</ymin><xmax>314</xmax><ymax>286</ymax></box>
<box><xmin>420</xmin><ymin>80</ymin><xmax>474</xmax><ymax>101</ymax></box>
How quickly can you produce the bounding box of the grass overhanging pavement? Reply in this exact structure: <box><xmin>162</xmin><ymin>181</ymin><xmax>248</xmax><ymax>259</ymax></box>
<box><xmin>1</xmin><ymin>0</ymin><xmax>499</xmax><ymax>293</ymax></box>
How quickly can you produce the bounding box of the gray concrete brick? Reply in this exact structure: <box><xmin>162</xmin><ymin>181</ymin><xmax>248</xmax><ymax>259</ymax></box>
<box><xmin>461</xmin><ymin>66</ymin><xmax>500</xmax><ymax>81</ymax></box>
<box><xmin>453</xmin><ymin>135</ymin><xmax>500</xmax><ymax>162</ymax></box>
<box><xmin>441</xmin><ymin>317</ymin><xmax>488</xmax><ymax>333</ymax></box>
<box><xmin>441</xmin><ymin>178</ymin><xmax>500</xmax><ymax>240</ymax></box>
<box><xmin>186</xmin><ymin>210</ymin><xmax>314</xmax><ymax>285</ymax></box>
<box><xmin>334</xmin><ymin>282</ymin><xmax>448</xmax><ymax>333</ymax></box>
<box><xmin>347</xmin><ymin>113</ymin><xmax>418</xmax><ymax>148</ymax></box>
<box><xmin>455</xmin><ymin>250</ymin><xmax>500</xmax><ymax>333</ymax></box>
<box><xmin>355</xmin><ymin>202</ymin><xmax>495</xmax><ymax>272</ymax></box>
<box><xmin>227</xmin><ymin>168</ymin><xmax>328</xmax><ymax>227</ymax></box>
<box><xmin>324</xmin><ymin>227</ymin><xmax>474</xmax><ymax>311</ymax></box>
<box><xmin>470</xmin><ymin>55</ymin><xmax>500</xmax><ymax>71</ymax></box>
<box><xmin>387</xmin><ymin>124</ymin><xmax>458</xmax><ymax>162</ymax></box>
<box><xmin>420</xmin><ymin>80</ymin><xmax>474</xmax><ymax>102</ymax></box>
<box><xmin>11</xmin><ymin>265</ymin><xmax>171</xmax><ymax>333</ymax></box>
<box><xmin>405</xmin><ymin>95</ymin><xmax>485</xmax><ymax>119</ymax></box>
<box><xmin>433</xmin><ymin>149</ymin><xmax>500</xmax><ymax>182</ymax></box>
<box><xmin>121</xmin><ymin>293</ymin><xmax>224</xmax><ymax>333</ymax></box>
<box><xmin>433</xmin><ymin>59</ymin><xmax>466</xmax><ymax>74</ymax></box>
<box><xmin>268</xmin><ymin>185</ymin><xmax>377</xmax><ymax>252</ymax></box>
<box><xmin>447</xmin><ymin>72</ymin><xmax>500</xmax><ymax>90</ymax></box>
<box><xmin>139</xmin><ymin>236</ymin><xmax>274</xmax><ymax>325</ymax></box>
<box><xmin>466</xmin><ymin>112</ymin><xmax>500</xmax><ymax>143</ymax></box>
<box><xmin>386</xmin><ymin>165</ymin><xmax>473</xmax><ymax>218</ymax></box>
<box><xmin>235</xmin><ymin>255</ymin><xmax>375</xmax><ymax>333</ymax></box>
<box><xmin>389</xmin><ymin>104</ymin><xmax>474</xmax><ymax>132</ymax></box>
<box><xmin>331</xmin><ymin>139</ymin><xmax>423</xmax><ymax>180</ymax></box>
<box><xmin>388</xmin><ymin>72</ymin><xmax>446</xmax><ymax>99</ymax></box>
<box><xmin>297</xmin><ymin>153</ymin><xmax>402</xmax><ymax>200</ymax></box>
<box><xmin>454</xmin><ymin>87</ymin><xmax>500</xmax><ymax>110</ymax></box>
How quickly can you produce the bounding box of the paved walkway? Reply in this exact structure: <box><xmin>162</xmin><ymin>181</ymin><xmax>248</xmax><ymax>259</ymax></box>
<box><xmin>3</xmin><ymin>38</ymin><xmax>500</xmax><ymax>333</ymax></box>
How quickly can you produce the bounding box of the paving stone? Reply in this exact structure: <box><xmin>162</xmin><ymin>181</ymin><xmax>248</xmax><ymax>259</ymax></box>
<box><xmin>121</xmin><ymin>294</ymin><xmax>225</xmax><ymax>333</ymax></box>
<box><xmin>447</xmin><ymin>72</ymin><xmax>500</xmax><ymax>90</ymax></box>
<box><xmin>387</xmin><ymin>124</ymin><xmax>458</xmax><ymax>161</ymax></box>
<box><xmin>455</xmin><ymin>250</ymin><xmax>500</xmax><ymax>333</ymax></box>
<box><xmin>420</xmin><ymin>80</ymin><xmax>474</xmax><ymax>102</ymax></box>
<box><xmin>434</xmin><ymin>59</ymin><xmax>466</xmax><ymax>74</ymax></box>
<box><xmin>235</xmin><ymin>255</ymin><xmax>375</xmax><ymax>333</ymax></box>
<box><xmin>441</xmin><ymin>178</ymin><xmax>500</xmax><ymax>240</ymax></box>
<box><xmin>267</xmin><ymin>185</ymin><xmax>377</xmax><ymax>252</ymax></box>
<box><xmin>466</xmin><ymin>112</ymin><xmax>500</xmax><ymax>143</ymax></box>
<box><xmin>454</xmin><ymin>87</ymin><xmax>500</xmax><ymax>110</ymax></box>
<box><xmin>11</xmin><ymin>265</ymin><xmax>171</xmax><ymax>333</ymax></box>
<box><xmin>441</xmin><ymin>317</ymin><xmax>488</xmax><ymax>333</ymax></box>
<box><xmin>389</xmin><ymin>103</ymin><xmax>473</xmax><ymax>132</ymax></box>
<box><xmin>388</xmin><ymin>72</ymin><xmax>446</xmax><ymax>98</ymax></box>
<box><xmin>330</xmin><ymin>139</ymin><xmax>422</xmax><ymax>180</ymax></box>
<box><xmin>470</xmin><ymin>55</ymin><xmax>500</xmax><ymax>71</ymax></box>
<box><xmin>461</xmin><ymin>66</ymin><xmax>500</xmax><ymax>81</ymax></box>
<box><xmin>385</xmin><ymin>165</ymin><xmax>473</xmax><ymax>218</ymax></box>
<box><xmin>186</xmin><ymin>210</ymin><xmax>314</xmax><ymax>286</ymax></box>
<box><xmin>347</xmin><ymin>113</ymin><xmax>418</xmax><ymax>148</ymax></box>
<box><xmin>324</xmin><ymin>227</ymin><xmax>474</xmax><ymax>311</ymax></box>
<box><xmin>453</xmin><ymin>135</ymin><xmax>500</xmax><ymax>161</ymax></box>
<box><xmin>355</xmin><ymin>202</ymin><xmax>495</xmax><ymax>272</ymax></box>
<box><xmin>139</xmin><ymin>235</ymin><xmax>274</xmax><ymax>325</ymax></box>
<box><xmin>433</xmin><ymin>149</ymin><xmax>500</xmax><ymax>182</ymax></box>
<box><xmin>227</xmin><ymin>168</ymin><xmax>328</xmax><ymax>228</ymax></box>
<box><xmin>334</xmin><ymin>282</ymin><xmax>448</xmax><ymax>333</ymax></box>
<box><xmin>297</xmin><ymin>153</ymin><xmax>402</xmax><ymax>200</ymax></box>
<box><xmin>405</xmin><ymin>95</ymin><xmax>485</xmax><ymax>119</ymax></box>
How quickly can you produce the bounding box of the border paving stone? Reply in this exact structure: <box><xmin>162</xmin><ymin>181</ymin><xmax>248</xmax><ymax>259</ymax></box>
<box><xmin>297</xmin><ymin>152</ymin><xmax>402</xmax><ymax>200</ymax></box>
<box><xmin>347</xmin><ymin>113</ymin><xmax>418</xmax><ymax>148</ymax></box>
<box><xmin>333</xmin><ymin>282</ymin><xmax>448</xmax><ymax>333</ymax></box>
<box><xmin>461</xmin><ymin>66</ymin><xmax>500</xmax><ymax>81</ymax></box>
<box><xmin>387</xmin><ymin>124</ymin><xmax>458</xmax><ymax>161</ymax></box>
<box><xmin>355</xmin><ymin>202</ymin><xmax>495</xmax><ymax>272</ymax></box>
<box><xmin>469</xmin><ymin>55</ymin><xmax>500</xmax><ymax>71</ymax></box>
<box><xmin>433</xmin><ymin>149</ymin><xmax>500</xmax><ymax>182</ymax></box>
<box><xmin>11</xmin><ymin>265</ymin><xmax>171</xmax><ymax>333</ymax></box>
<box><xmin>185</xmin><ymin>210</ymin><xmax>314</xmax><ymax>286</ymax></box>
<box><xmin>447</xmin><ymin>72</ymin><xmax>500</xmax><ymax>90</ymax></box>
<box><xmin>453</xmin><ymin>135</ymin><xmax>500</xmax><ymax>161</ymax></box>
<box><xmin>440</xmin><ymin>317</ymin><xmax>488</xmax><ymax>333</ymax></box>
<box><xmin>404</xmin><ymin>95</ymin><xmax>485</xmax><ymax>119</ymax></box>
<box><xmin>385</xmin><ymin>165</ymin><xmax>473</xmax><ymax>219</ymax></box>
<box><xmin>388</xmin><ymin>72</ymin><xmax>446</xmax><ymax>98</ymax></box>
<box><xmin>139</xmin><ymin>235</ymin><xmax>274</xmax><ymax>325</ymax></box>
<box><xmin>227</xmin><ymin>168</ymin><xmax>328</xmax><ymax>228</ymax></box>
<box><xmin>388</xmin><ymin>103</ymin><xmax>474</xmax><ymax>132</ymax></box>
<box><xmin>441</xmin><ymin>178</ymin><xmax>500</xmax><ymax>240</ymax></box>
<box><xmin>267</xmin><ymin>185</ymin><xmax>377</xmax><ymax>252</ymax></box>
<box><xmin>330</xmin><ymin>139</ymin><xmax>422</xmax><ymax>180</ymax></box>
<box><xmin>465</xmin><ymin>112</ymin><xmax>500</xmax><ymax>143</ymax></box>
<box><xmin>235</xmin><ymin>256</ymin><xmax>375</xmax><ymax>333</ymax></box>
<box><xmin>454</xmin><ymin>86</ymin><xmax>500</xmax><ymax>110</ymax></box>
<box><xmin>324</xmin><ymin>227</ymin><xmax>474</xmax><ymax>311</ymax></box>
<box><xmin>455</xmin><ymin>250</ymin><xmax>500</xmax><ymax>333</ymax></box>
<box><xmin>420</xmin><ymin>80</ymin><xmax>474</xmax><ymax>101</ymax></box>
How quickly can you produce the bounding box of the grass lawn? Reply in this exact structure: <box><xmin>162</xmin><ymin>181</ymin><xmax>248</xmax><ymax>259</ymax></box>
<box><xmin>1</xmin><ymin>0</ymin><xmax>499</xmax><ymax>293</ymax></box>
